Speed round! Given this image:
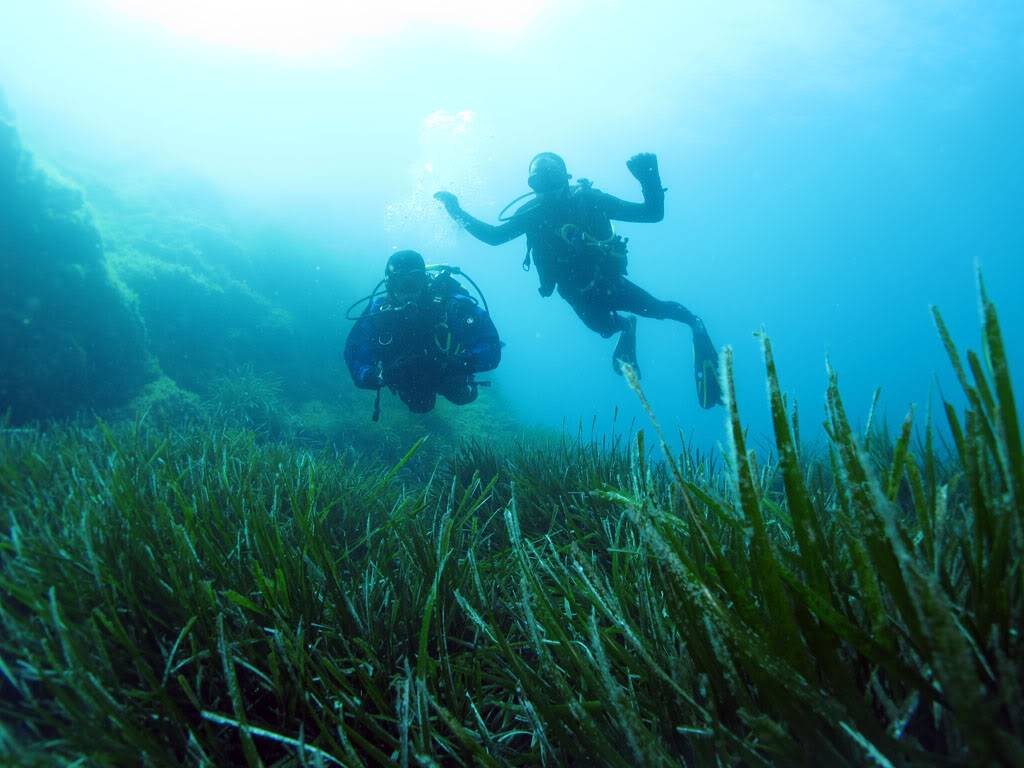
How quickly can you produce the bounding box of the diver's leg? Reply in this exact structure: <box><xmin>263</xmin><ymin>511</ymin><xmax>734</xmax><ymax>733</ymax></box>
<box><xmin>439</xmin><ymin>376</ymin><xmax>478</xmax><ymax>406</ymax></box>
<box><xmin>562</xmin><ymin>290</ymin><xmax>629</xmax><ymax>338</ymax></box>
<box><xmin>609</xmin><ymin>279</ymin><xmax>722</xmax><ymax>406</ymax></box>
<box><xmin>560</xmin><ymin>288</ymin><xmax>640</xmax><ymax>377</ymax></box>
<box><xmin>612</xmin><ymin>314</ymin><xmax>640</xmax><ymax>378</ymax></box>
<box><xmin>399</xmin><ymin>387</ymin><xmax>437</xmax><ymax>413</ymax></box>
<box><xmin>564</xmin><ymin>292</ymin><xmax>641</xmax><ymax>376</ymax></box>
<box><xmin>610</xmin><ymin>278</ymin><xmax>699</xmax><ymax>327</ymax></box>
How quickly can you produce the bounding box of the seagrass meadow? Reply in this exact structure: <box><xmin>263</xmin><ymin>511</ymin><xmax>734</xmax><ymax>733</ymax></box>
<box><xmin>0</xmin><ymin>285</ymin><xmax>1019</xmax><ymax>768</ymax></box>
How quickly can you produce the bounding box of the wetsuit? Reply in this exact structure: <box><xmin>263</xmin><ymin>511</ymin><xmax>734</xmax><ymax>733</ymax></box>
<box><xmin>344</xmin><ymin>283</ymin><xmax>500</xmax><ymax>413</ymax></box>
<box><xmin>449</xmin><ymin>183</ymin><xmax>697</xmax><ymax>337</ymax></box>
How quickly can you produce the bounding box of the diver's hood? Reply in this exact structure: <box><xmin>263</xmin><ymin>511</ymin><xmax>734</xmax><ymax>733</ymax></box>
<box><xmin>528</xmin><ymin>152</ymin><xmax>571</xmax><ymax>193</ymax></box>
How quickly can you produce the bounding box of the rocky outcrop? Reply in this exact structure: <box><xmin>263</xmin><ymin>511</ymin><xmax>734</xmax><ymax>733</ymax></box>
<box><xmin>0</xmin><ymin>117</ymin><xmax>152</xmax><ymax>422</ymax></box>
<box><xmin>0</xmin><ymin>108</ymin><xmax>504</xmax><ymax>439</ymax></box>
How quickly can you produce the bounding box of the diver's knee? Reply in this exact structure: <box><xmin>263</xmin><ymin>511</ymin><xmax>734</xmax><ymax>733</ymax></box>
<box><xmin>593</xmin><ymin>313</ymin><xmax>630</xmax><ymax>338</ymax></box>
<box><xmin>664</xmin><ymin>302</ymin><xmax>697</xmax><ymax>326</ymax></box>
<box><xmin>578</xmin><ymin>316</ymin><xmax>618</xmax><ymax>338</ymax></box>
<box><xmin>401</xmin><ymin>390</ymin><xmax>436</xmax><ymax>413</ymax></box>
<box><xmin>443</xmin><ymin>379</ymin><xmax>478</xmax><ymax>405</ymax></box>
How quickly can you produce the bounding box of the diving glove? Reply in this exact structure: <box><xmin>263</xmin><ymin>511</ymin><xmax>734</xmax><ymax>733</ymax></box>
<box><xmin>360</xmin><ymin>363</ymin><xmax>385</xmax><ymax>390</ymax></box>
<box><xmin>433</xmin><ymin>191</ymin><xmax>461</xmax><ymax>214</ymax></box>
<box><xmin>626</xmin><ymin>153</ymin><xmax>661</xmax><ymax>188</ymax></box>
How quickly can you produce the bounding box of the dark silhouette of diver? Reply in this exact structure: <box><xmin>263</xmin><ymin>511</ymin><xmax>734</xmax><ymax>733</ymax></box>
<box><xmin>344</xmin><ymin>250</ymin><xmax>501</xmax><ymax>418</ymax></box>
<box><xmin>435</xmin><ymin>152</ymin><xmax>722</xmax><ymax>408</ymax></box>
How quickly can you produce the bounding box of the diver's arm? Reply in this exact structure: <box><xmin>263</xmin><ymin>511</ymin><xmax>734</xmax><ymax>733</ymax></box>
<box><xmin>460</xmin><ymin>211</ymin><xmax>528</xmax><ymax>246</ymax></box>
<box><xmin>343</xmin><ymin>309</ymin><xmax>383</xmax><ymax>389</ymax></box>
<box><xmin>600</xmin><ymin>186</ymin><xmax>665</xmax><ymax>223</ymax></box>
<box><xmin>445</xmin><ymin>297</ymin><xmax>502</xmax><ymax>373</ymax></box>
<box><xmin>435</xmin><ymin>192</ymin><xmax>526</xmax><ymax>245</ymax></box>
<box><xmin>601</xmin><ymin>153</ymin><xmax>665</xmax><ymax>223</ymax></box>
<box><xmin>464</xmin><ymin>306</ymin><xmax>501</xmax><ymax>372</ymax></box>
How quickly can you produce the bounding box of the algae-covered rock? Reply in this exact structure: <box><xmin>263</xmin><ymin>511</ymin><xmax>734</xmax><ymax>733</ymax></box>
<box><xmin>0</xmin><ymin>108</ymin><xmax>520</xmax><ymax>442</ymax></box>
<box><xmin>112</xmin><ymin>374</ymin><xmax>204</xmax><ymax>426</ymax></box>
<box><xmin>85</xmin><ymin>174</ymin><xmax>334</xmax><ymax>401</ymax></box>
<box><xmin>0</xmin><ymin>117</ymin><xmax>152</xmax><ymax>422</ymax></box>
<box><xmin>203</xmin><ymin>364</ymin><xmax>288</xmax><ymax>436</ymax></box>
<box><xmin>110</xmin><ymin>246</ymin><xmax>295</xmax><ymax>392</ymax></box>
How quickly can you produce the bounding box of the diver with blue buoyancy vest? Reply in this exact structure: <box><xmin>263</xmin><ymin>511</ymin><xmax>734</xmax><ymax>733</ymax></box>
<box><xmin>344</xmin><ymin>250</ymin><xmax>501</xmax><ymax>419</ymax></box>
<box><xmin>434</xmin><ymin>152</ymin><xmax>723</xmax><ymax>409</ymax></box>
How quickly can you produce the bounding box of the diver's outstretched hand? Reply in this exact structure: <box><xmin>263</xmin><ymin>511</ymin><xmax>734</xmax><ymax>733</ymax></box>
<box><xmin>626</xmin><ymin>153</ymin><xmax>661</xmax><ymax>186</ymax></box>
<box><xmin>434</xmin><ymin>191</ymin><xmax>460</xmax><ymax>214</ymax></box>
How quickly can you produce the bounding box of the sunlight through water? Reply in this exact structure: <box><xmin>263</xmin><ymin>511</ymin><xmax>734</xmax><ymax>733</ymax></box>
<box><xmin>102</xmin><ymin>0</ymin><xmax>553</xmax><ymax>56</ymax></box>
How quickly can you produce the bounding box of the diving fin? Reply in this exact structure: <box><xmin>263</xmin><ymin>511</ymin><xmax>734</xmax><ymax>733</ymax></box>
<box><xmin>692</xmin><ymin>322</ymin><xmax>723</xmax><ymax>409</ymax></box>
<box><xmin>613</xmin><ymin>315</ymin><xmax>640</xmax><ymax>379</ymax></box>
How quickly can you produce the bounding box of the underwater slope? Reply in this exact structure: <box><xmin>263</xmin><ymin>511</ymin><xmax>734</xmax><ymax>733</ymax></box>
<box><xmin>0</xmin><ymin>109</ymin><xmax>323</xmax><ymax>425</ymax></box>
<box><xmin>0</xmin><ymin>115</ymin><xmax>150</xmax><ymax>421</ymax></box>
<box><xmin>0</xmin><ymin>108</ymin><xmax>523</xmax><ymax>460</ymax></box>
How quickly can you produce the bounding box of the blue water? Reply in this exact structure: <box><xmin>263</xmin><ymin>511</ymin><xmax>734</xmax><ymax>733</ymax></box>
<box><xmin>2</xmin><ymin>1</ymin><xmax>1021</xmax><ymax>451</ymax></box>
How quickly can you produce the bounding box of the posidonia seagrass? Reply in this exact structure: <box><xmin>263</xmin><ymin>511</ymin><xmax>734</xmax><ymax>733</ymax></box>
<box><xmin>1</xmin><ymin>283</ymin><xmax>1020</xmax><ymax>766</ymax></box>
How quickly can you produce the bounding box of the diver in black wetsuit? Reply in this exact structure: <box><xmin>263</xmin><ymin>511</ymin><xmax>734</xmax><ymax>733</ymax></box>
<box><xmin>434</xmin><ymin>152</ymin><xmax>722</xmax><ymax>408</ymax></box>
<box><xmin>344</xmin><ymin>250</ymin><xmax>501</xmax><ymax>416</ymax></box>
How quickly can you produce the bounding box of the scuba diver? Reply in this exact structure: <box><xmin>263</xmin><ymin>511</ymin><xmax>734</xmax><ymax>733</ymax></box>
<box><xmin>344</xmin><ymin>250</ymin><xmax>501</xmax><ymax>418</ymax></box>
<box><xmin>434</xmin><ymin>152</ymin><xmax>723</xmax><ymax>409</ymax></box>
